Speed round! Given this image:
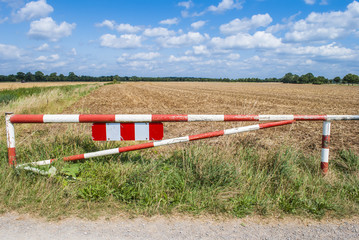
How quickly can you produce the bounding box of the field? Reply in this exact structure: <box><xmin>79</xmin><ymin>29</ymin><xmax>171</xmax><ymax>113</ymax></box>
<box><xmin>1</xmin><ymin>82</ymin><xmax>359</xmax><ymax>219</ymax></box>
<box><xmin>67</xmin><ymin>82</ymin><xmax>359</xmax><ymax>153</ymax></box>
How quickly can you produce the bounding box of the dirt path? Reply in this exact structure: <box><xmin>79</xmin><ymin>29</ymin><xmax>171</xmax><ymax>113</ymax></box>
<box><xmin>1</xmin><ymin>213</ymin><xmax>358</xmax><ymax>240</ymax></box>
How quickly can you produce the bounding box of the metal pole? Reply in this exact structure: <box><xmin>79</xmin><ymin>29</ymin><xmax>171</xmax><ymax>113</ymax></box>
<box><xmin>5</xmin><ymin>112</ymin><xmax>16</xmax><ymax>166</ymax></box>
<box><xmin>321</xmin><ymin>121</ymin><xmax>331</xmax><ymax>175</ymax></box>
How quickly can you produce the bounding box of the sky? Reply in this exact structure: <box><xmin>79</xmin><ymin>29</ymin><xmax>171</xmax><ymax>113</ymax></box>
<box><xmin>0</xmin><ymin>0</ymin><xmax>358</xmax><ymax>78</ymax></box>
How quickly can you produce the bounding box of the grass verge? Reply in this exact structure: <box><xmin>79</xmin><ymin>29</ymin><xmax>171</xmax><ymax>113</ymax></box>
<box><xmin>0</xmin><ymin>130</ymin><xmax>358</xmax><ymax>220</ymax></box>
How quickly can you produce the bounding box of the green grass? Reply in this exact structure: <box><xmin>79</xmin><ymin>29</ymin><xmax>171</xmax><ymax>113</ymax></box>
<box><xmin>0</xmin><ymin>85</ymin><xmax>89</xmax><ymax>105</ymax></box>
<box><xmin>0</xmin><ymin>131</ymin><xmax>358</xmax><ymax>219</ymax></box>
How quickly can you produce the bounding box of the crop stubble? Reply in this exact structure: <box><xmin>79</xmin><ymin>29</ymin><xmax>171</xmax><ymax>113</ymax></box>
<box><xmin>65</xmin><ymin>82</ymin><xmax>359</xmax><ymax>155</ymax></box>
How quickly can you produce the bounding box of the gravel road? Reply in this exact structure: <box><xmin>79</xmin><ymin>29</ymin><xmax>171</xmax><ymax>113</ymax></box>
<box><xmin>1</xmin><ymin>213</ymin><xmax>358</xmax><ymax>240</ymax></box>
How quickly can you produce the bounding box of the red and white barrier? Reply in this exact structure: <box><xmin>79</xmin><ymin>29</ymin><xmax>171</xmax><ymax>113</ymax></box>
<box><xmin>9</xmin><ymin>114</ymin><xmax>359</xmax><ymax>123</ymax></box>
<box><xmin>321</xmin><ymin>121</ymin><xmax>331</xmax><ymax>175</ymax></box>
<box><xmin>92</xmin><ymin>123</ymin><xmax>163</xmax><ymax>141</ymax></box>
<box><xmin>6</xmin><ymin>113</ymin><xmax>359</xmax><ymax>174</ymax></box>
<box><xmin>16</xmin><ymin>120</ymin><xmax>295</xmax><ymax>167</ymax></box>
<box><xmin>5</xmin><ymin>112</ymin><xmax>16</xmax><ymax>166</ymax></box>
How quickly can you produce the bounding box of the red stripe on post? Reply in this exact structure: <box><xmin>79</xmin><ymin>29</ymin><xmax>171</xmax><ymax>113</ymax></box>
<box><xmin>10</xmin><ymin>114</ymin><xmax>44</xmax><ymax>123</ymax></box>
<box><xmin>294</xmin><ymin>115</ymin><xmax>326</xmax><ymax>121</ymax></box>
<box><xmin>322</xmin><ymin>135</ymin><xmax>330</xmax><ymax>149</ymax></box>
<box><xmin>189</xmin><ymin>130</ymin><xmax>225</xmax><ymax>141</ymax></box>
<box><xmin>149</xmin><ymin>123</ymin><xmax>164</xmax><ymax>140</ymax></box>
<box><xmin>79</xmin><ymin>114</ymin><xmax>116</xmax><ymax>122</ymax></box>
<box><xmin>7</xmin><ymin>147</ymin><xmax>16</xmax><ymax>165</ymax></box>
<box><xmin>321</xmin><ymin>162</ymin><xmax>329</xmax><ymax>174</ymax></box>
<box><xmin>63</xmin><ymin>154</ymin><xmax>85</xmax><ymax>162</ymax></box>
<box><xmin>121</xmin><ymin>123</ymin><xmax>135</xmax><ymax>140</ymax></box>
<box><xmin>118</xmin><ymin>142</ymin><xmax>154</xmax><ymax>153</ymax></box>
<box><xmin>224</xmin><ymin>115</ymin><xmax>259</xmax><ymax>121</ymax></box>
<box><xmin>259</xmin><ymin>120</ymin><xmax>295</xmax><ymax>129</ymax></box>
<box><xmin>152</xmin><ymin>115</ymin><xmax>188</xmax><ymax>122</ymax></box>
<box><xmin>92</xmin><ymin>123</ymin><xmax>107</xmax><ymax>141</ymax></box>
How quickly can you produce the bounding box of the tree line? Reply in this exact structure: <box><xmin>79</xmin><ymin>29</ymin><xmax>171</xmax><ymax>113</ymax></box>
<box><xmin>0</xmin><ymin>71</ymin><xmax>358</xmax><ymax>84</ymax></box>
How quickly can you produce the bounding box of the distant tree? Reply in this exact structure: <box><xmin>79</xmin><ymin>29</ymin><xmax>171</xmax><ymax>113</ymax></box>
<box><xmin>299</xmin><ymin>73</ymin><xmax>315</xmax><ymax>84</ymax></box>
<box><xmin>34</xmin><ymin>71</ymin><xmax>45</xmax><ymax>82</ymax></box>
<box><xmin>8</xmin><ymin>74</ymin><xmax>16</xmax><ymax>82</ymax></box>
<box><xmin>333</xmin><ymin>76</ymin><xmax>341</xmax><ymax>84</ymax></box>
<box><xmin>16</xmin><ymin>72</ymin><xmax>25</xmax><ymax>82</ymax></box>
<box><xmin>25</xmin><ymin>72</ymin><xmax>34</xmax><ymax>82</ymax></box>
<box><xmin>343</xmin><ymin>73</ymin><xmax>359</xmax><ymax>85</ymax></box>
<box><xmin>313</xmin><ymin>76</ymin><xmax>328</xmax><ymax>85</ymax></box>
<box><xmin>49</xmin><ymin>72</ymin><xmax>58</xmax><ymax>82</ymax></box>
<box><xmin>58</xmin><ymin>73</ymin><xmax>65</xmax><ymax>81</ymax></box>
<box><xmin>68</xmin><ymin>72</ymin><xmax>78</xmax><ymax>81</ymax></box>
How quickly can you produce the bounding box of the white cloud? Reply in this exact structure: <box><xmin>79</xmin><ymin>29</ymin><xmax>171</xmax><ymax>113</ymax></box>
<box><xmin>100</xmin><ymin>34</ymin><xmax>142</xmax><ymax>49</ymax></box>
<box><xmin>13</xmin><ymin>0</ymin><xmax>53</xmax><ymax>22</ymax></box>
<box><xmin>192</xmin><ymin>45</ymin><xmax>210</xmax><ymax>55</ymax></box>
<box><xmin>178</xmin><ymin>0</ymin><xmax>193</xmax><ymax>9</ymax></box>
<box><xmin>159</xmin><ymin>17</ymin><xmax>179</xmax><ymax>25</ymax></box>
<box><xmin>158</xmin><ymin>32</ymin><xmax>208</xmax><ymax>47</ymax></box>
<box><xmin>279</xmin><ymin>43</ymin><xmax>357</xmax><ymax>60</ymax></box>
<box><xmin>143</xmin><ymin>27</ymin><xmax>175</xmax><ymax>37</ymax></box>
<box><xmin>71</xmin><ymin>48</ymin><xmax>77</xmax><ymax>56</ymax></box>
<box><xmin>227</xmin><ymin>53</ymin><xmax>240</xmax><ymax>60</ymax></box>
<box><xmin>304</xmin><ymin>0</ymin><xmax>315</xmax><ymax>4</ymax></box>
<box><xmin>168</xmin><ymin>55</ymin><xmax>199</xmax><ymax>62</ymax></box>
<box><xmin>35</xmin><ymin>54</ymin><xmax>59</xmax><ymax>62</ymax></box>
<box><xmin>96</xmin><ymin>20</ymin><xmax>141</xmax><ymax>33</ymax></box>
<box><xmin>35</xmin><ymin>43</ymin><xmax>49</xmax><ymax>51</ymax></box>
<box><xmin>220</xmin><ymin>14</ymin><xmax>272</xmax><ymax>34</ymax></box>
<box><xmin>28</xmin><ymin>17</ymin><xmax>76</xmax><ymax>41</ymax></box>
<box><xmin>0</xmin><ymin>17</ymin><xmax>8</xmax><ymax>24</ymax></box>
<box><xmin>118</xmin><ymin>52</ymin><xmax>160</xmax><ymax>62</ymax></box>
<box><xmin>211</xmin><ymin>31</ymin><xmax>282</xmax><ymax>49</ymax></box>
<box><xmin>208</xmin><ymin>0</ymin><xmax>243</xmax><ymax>13</ymax></box>
<box><xmin>0</xmin><ymin>43</ymin><xmax>21</xmax><ymax>59</ymax></box>
<box><xmin>320</xmin><ymin>0</ymin><xmax>328</xmax><ymax>5</ymax></box>
<box><xmin>95</xmin><ymin>19</ymin><xmax>115</xmax><ymax>29</ymax></box>
<box><xmin>116</xmin><ymin>23</ymin><xmax>141</xmax><ymax>33</ymax></box>
<box><xmin>191</xmin><ymin>20</ymin><xmax>206</xmax><ymax>29</ymax></box>
<box><xmin>285</xmin><ymin>1</ymin><xmax>359</xmax><ymax>42</ymax></box>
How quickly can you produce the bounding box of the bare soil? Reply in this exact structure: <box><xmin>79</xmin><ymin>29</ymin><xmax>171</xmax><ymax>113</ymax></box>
<box><xmin>67</xmin><ymin>82</ymin><xmax>359</xmax><ymax>154</ymax></box>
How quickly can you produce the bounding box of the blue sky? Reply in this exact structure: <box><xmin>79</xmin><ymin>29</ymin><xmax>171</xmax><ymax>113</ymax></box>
<box><xmin>0</xmin><ymin>0</ymin><xmax>358</xmax><ymax>78</ymax></box>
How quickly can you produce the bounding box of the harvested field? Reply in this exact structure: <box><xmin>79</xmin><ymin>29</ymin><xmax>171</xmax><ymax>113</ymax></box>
<box><xmin>66</xmin><ymin>82</ymin><xmax>359</xmax><ymax>154</ymax></box>
<box><xmin>0</xmin><ymin>82</ymin><xmax>102</xmax><ymax>90</ymax></box>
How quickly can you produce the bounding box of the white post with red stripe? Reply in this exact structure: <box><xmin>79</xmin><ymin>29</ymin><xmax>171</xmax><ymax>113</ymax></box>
<box><xmin>321</xmin><ymin>121</ymin><xmax>331</xmax><ymax>175</ymax></box>
<box><xmin>16</xmin><ymin>120</ymin><xmax>294</xmax><ymax>167</ymax></box>
<box><xmin>5</xmin><ymin>112</ymin><xmax>16</xmax><ymax>166</ymax></box>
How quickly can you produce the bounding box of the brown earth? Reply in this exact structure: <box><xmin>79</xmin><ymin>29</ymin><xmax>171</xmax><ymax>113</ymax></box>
<box><xmin>66</xmin><ymin>82</ymin><xmax>359</xmax><ymax>155</ymax></box>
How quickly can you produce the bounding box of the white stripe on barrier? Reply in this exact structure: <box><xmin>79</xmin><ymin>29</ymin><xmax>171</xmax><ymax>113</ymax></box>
<box><xmin>84</xmin><ymin>148</ymin><xmax>120</xmax><ymax>159</ymax></box>
<box><xmin>322</xmin><ymin>121</ymin><xmax>331</xmax><ymax>135</ymax></box>
<box><xmin>259</xmin><ymin>115</ymin><xmax>294</xmax><ymax>121</ymax></box>
<box><xmin>153</xmin><ymin>136</ymin><xmax>190</xmax><ymax>147</ymax></box>
<box><xmin>321</xmin><ymin>149</ymin><xmax>329</xmax><ymax>163</ymax></box>
<box><xmin>224</xmin><ymin>124</ymin><xmax>260</xmax><ymax>135</ymax></box>
<box><xmin>43</xmin><ymin>114</ymin><xmax>80</xmax><ymax>123</ymax></box>
<box><xmin>135</xmin><ymin>123</ymin><xmax>149</xmax><ymax>140</ymax></box>
<box><xmin>115</xmin><ymin>114</ymin><xmax>152</xmax><ymax>122</ymax></box>
<box><xmin>326</xmin><ymin>115</ymin><xmax>359</xmax><ymax>121</ymax></box>
<box><xmin>106</xmin><ymin>123</ymin><xmax>121</xmax><ymax>141</ymax></box>
<box><xmin>188</xmin><ymin>115</ymin><xmax>225</xmax><ymax>121</ymax></box>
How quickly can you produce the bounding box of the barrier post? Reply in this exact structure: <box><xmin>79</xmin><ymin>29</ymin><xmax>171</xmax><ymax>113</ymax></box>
<box><xmin>321</xmin><ymin>121</ymin><xmax>331</xmax><ymax>175</ymax></box>
<box><xmin>5</xmin><ymin>112</ymin><xmax>16</xmax><ymax>166</ymax></box>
